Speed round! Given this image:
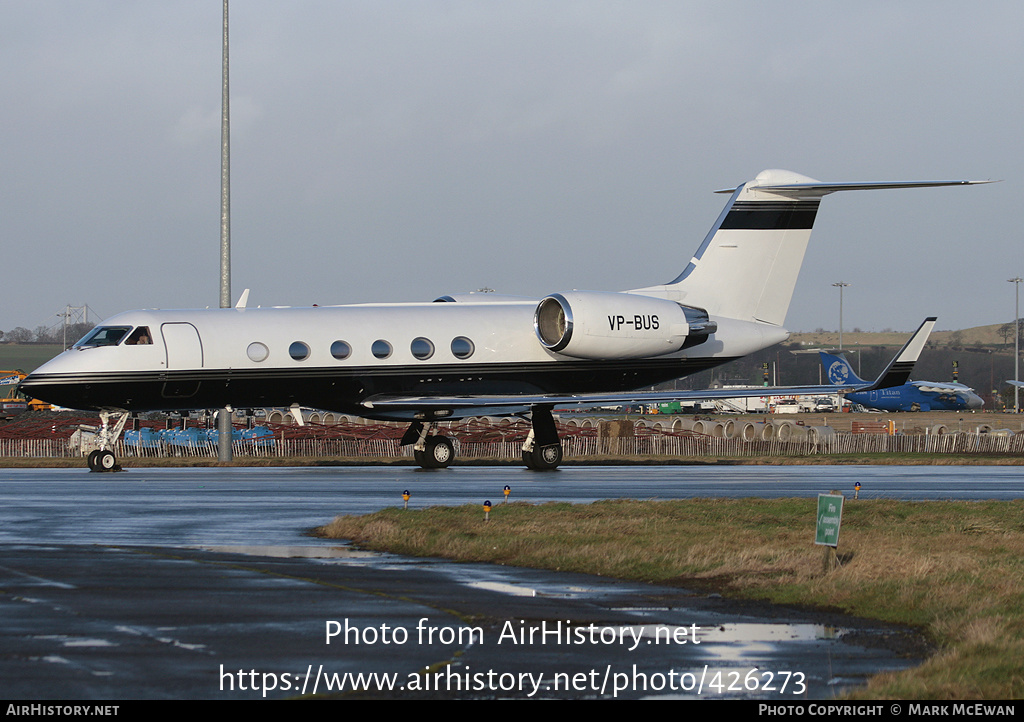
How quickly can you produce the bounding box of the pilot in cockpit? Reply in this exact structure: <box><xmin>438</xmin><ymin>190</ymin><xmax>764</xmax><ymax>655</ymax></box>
<box><xmin>124</xmin><ymin>327</ymin><xmax>152</xmax><ymax>345</ymax></box>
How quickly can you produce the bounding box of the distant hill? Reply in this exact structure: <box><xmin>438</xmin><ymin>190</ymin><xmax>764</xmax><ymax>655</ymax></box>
<box><xmin>790</xmin><ymin>323</ymin><xmax>1010</xmax><ymax>349</ymax></box>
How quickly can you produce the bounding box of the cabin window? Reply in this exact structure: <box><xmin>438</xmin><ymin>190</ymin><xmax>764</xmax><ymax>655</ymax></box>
<box><xmin>76</xmin><ymin>326</ymin><xmax>131</xmax><ymax>347</ymax></box>
<box><xmin>247</xmin><ymin>342</ymin><xmax>269</xmax><ymax>362</ymax></box>
<box><xmin>331</xmin><ymin>340</ymin><xmax>352</xmax><ymax>360</ymax></box>
<box><xmin>410</xmin><ymin>337</ymin><xmax>434</xmax><ymax>360</ymax></box>
<box><xmin>371</xmin><ymin>340</ymin><xmax>392</xmax><ymax>359</ymax></box>
<box><xmin>124</xmin><ymin>327</ymin><xmax>153</xmax><ymax>345</ymax></box>
<box><xmin>451</xmin><ymin>336</ymin><xmax>474</xmax><ymax>359</ymax></box>
<box><xmin>289</xmin><ymin>341</ymin><xmax>310</xmax><ymax>361</ymax></box>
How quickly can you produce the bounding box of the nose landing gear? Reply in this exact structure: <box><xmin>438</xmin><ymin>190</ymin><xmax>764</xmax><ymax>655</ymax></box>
<box><xmin>87</xmin><ymin>411</ymin><xmax>129</xmax><ymax>472</ymax></box>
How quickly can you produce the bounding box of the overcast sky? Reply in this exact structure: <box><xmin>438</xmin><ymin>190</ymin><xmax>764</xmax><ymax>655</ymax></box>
<box><xmin>2</xmin><ymin>1</ymin><xmax>1020</xmax><ymax>336</ymax></box>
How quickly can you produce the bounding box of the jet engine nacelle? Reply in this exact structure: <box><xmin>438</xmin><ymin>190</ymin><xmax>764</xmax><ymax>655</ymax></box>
<box><xmin>535</xmin><ymin>291</ymin><xmax>713</xmax><ymax>360</ymax></box>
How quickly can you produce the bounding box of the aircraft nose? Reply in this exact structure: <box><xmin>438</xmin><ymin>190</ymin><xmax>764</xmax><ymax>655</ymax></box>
<box><xmin>19</xmin><ymin>372</ymin><xmax>52</xmax><ymax>402</ymax></box>
<box><xmin>18</xmin><ymin>354</ymin><xmax>84</xmax><ymax>409</ymax></box>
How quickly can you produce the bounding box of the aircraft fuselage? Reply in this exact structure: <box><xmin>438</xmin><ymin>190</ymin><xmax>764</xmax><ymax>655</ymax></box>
<box><xmin>846</xmin><ymin>384</ymin><xmax>983</xmax><ymax>412</ymax></box>
<box><xmin>23</xmin><ymin>302</ymin><xmax>779</xmax><ymax>419</ymax></box>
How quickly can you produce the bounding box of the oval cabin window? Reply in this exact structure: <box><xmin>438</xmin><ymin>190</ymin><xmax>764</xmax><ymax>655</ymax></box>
<box><xmin>247</xmin><ymin>342</ymin><xmax>270</xmax><ymax>362</ymax></box>
<box><xmin>411</xmin><ymin>337</ymin><xmax>434</xmax><ymax>360</ymax></box>
<box><xmin>451</xmin><ymin>336</ymin><xmax>474</xmax><ymax>359</ymax></box>
<box><xmin>331</xmin><ymin>340</ymin><xmax>351</xmax><ymax>360</ymax></box>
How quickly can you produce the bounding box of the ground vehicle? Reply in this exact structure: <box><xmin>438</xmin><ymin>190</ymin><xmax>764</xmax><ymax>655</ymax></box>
<box><xmin>814</xmin><ymin>397</ymin><xmax>836</xmax><ymax>412</ymax></box>
<box><xmin>0</xmin><ymin>370</ymin><xmax>52</xmax><ymax>419</ymax></box>
<box><xmin>773</xmin><ymin>399</ymin><xmax>800</xmax><ymax>414</ymax></box>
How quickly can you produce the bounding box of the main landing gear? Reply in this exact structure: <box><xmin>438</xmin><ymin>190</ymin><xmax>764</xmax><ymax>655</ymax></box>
<box><xmin>402</xmin><ymin>421</ymin><xmax>456</xmax><ymax>469</ymax></box>
<box><xmin>520</xmin><ymin>407</ymin><xmax>562</xmax><ymax>471</ymax></box>
<box><xmin>402</xmin><ymin>406</ymin><xmax>563</xmax><ymax>471</ymax></box>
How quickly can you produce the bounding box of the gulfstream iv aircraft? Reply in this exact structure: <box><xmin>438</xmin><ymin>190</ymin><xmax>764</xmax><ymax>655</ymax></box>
<box><xmin>21</xmin><ymin>170</ymin><xmax>987</xmax><ymax>471</ymax></box>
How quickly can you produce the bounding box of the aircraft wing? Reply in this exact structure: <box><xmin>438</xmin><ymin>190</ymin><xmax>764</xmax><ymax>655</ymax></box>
<box><xmin>362</xmin><ymin>318</ymin><xmax>936</xmax><ymax>414</ymax></box>
<box><xmin>363</xmin><ymin>383</ymin><xmax>862</xmax><ymax>415</ymax></box>
<box><xmin>913</xmin><ymin>381</ymin><xmax>975</xmax><ymax>394</ymax></box>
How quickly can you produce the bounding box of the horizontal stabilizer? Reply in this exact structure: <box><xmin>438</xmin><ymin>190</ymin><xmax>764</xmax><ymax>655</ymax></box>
<box><xmin>715</xmin><ymin>179</ymin><xmax>996</xmax><ymax>196</ymax></box>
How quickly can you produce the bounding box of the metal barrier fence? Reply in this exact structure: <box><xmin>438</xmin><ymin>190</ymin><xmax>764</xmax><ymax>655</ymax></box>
<box><xmin>4</xmin><ymin>431</ymin><xmax>1024</xmax><ymax>460</ymax></box>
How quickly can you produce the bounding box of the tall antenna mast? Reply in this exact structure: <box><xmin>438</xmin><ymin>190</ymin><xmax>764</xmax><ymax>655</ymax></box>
<box><xmin>218</xmin><ymin>0</ymin><xmax>233</xmax><ymax>462</ymax></box>
<box><xmin>219</xmin><ymin>0</ymin><xmax>231</xmax><ymax>309</ymax></box>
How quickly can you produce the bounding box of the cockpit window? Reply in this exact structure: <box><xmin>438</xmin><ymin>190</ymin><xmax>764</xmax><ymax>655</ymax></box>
<box><xmin>124</xmin><ymin>327</ymin><xmax>153</xmax><ymax>345</ymax></box>
<box><xmin>75</xmin><ymin>326</ymin><xmax>132</xmax><ymax>348</ymax></box>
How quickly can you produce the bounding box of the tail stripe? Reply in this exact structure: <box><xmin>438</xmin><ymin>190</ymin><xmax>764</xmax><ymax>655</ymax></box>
<box><xmin>720</xmin><ymin>201</ymin><xmax>820</xmax><ymax>230</ymax></box>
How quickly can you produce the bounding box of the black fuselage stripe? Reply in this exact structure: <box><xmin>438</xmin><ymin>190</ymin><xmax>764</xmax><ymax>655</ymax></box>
<box><xmin>25</xmin><ymin>357</ymin><xmax>732</xmax><ymax>385</ymax></box>
<box><xmin>21</xmin><ymin>356</ymin><xmax>742</xmax><ymax>413</ymax></box>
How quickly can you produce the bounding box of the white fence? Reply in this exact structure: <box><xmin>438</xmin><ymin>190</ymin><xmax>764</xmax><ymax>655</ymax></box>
<box><xmin>4</xmin><ymin>431</ymin><xmax>1024</xmax><ymax>460</ymax></box>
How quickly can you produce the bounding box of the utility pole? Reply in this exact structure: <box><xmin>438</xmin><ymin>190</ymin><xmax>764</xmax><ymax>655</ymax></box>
<box><xmin>218</xmin><ymin>0</ymin><xmax>233</xmax><ymax>462</ymax></box>
<box><xmin>1010</xmin><ymin>277</ymin><xmax>1022</xmax><ymax>413</ymax></box>
<box><xmin>55</xmin><ymin>305</ymin><xmax>89</xmax><ymax>351</ymax></box>
<box><xmin>832</xmin><ymin>282</ymin><xmax>849</xmax><ymax>351</ymax></box>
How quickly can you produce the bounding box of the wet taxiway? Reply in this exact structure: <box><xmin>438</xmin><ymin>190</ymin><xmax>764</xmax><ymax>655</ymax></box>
<box><xmin>2</xmin><ymin>464</ymin><xmax>1015</xmax><ymax>699</ymax></box>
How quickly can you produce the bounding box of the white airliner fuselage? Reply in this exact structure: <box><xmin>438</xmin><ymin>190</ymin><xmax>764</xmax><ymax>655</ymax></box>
<box><xmin>21</xmin><ymin>169</ymin><xmax>989</xmax><ymax>470</ymax></box>
<box><xmin>24</xmin><ymin>302</ymin><xmax>780</xmax><ymax>419</ymax></box>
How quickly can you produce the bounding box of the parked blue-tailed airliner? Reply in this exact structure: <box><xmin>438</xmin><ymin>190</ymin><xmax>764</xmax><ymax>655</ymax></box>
<box><xmin>820</xmin><ymin>351</ymin><xmax>983</xmax><ymax>411</ymax></box>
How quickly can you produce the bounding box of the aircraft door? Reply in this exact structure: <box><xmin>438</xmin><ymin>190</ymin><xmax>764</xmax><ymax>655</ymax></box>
<box><xmin>161</xmin><ymin>322</ymin><xmax>204</xmax><ymax>399</ymax></box>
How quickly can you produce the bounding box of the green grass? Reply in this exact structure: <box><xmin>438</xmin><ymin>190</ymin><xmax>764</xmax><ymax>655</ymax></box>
<box><xmin>0</xmin><ymin>344</ymin><xmax>63</xmax><ymax>373</ymax></box>
<box><xmin>318</xmin><ymin>498</ymin><xmax>1024</xmax><ymax>699</ymax></box>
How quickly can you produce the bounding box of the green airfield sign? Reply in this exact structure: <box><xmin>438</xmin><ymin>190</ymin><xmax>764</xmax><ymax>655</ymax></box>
<box><xmin>815</xmin><ymin>493</ymin><xmax>844</xmax><ymax>547</ymax></box>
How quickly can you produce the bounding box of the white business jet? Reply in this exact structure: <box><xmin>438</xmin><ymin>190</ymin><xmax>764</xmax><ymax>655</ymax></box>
<box><xmin>21</xmin><ymin>169</ymin><xmax>987</xmax><ymax>471</ymax></box>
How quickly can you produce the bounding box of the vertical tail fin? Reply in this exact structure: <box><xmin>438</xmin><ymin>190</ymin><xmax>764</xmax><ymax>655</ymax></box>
<box><xmin>819</xmin><ymin>351</ymin><xmax>867</xmax><ymax>386</ymax></box>
<box><xmin>635</xmin><ymin>169</ymin><xmax>823</xmax><ymax>326</ymax></box>
<box><xmin>631</xmin><ymin>171</ymin><xmax>991</xmax><ymax>326</ymax></box>
<box><xmin>821</xmin><ymin>317</ymin><xmax>936</xmax><ymax>390</ymax></box>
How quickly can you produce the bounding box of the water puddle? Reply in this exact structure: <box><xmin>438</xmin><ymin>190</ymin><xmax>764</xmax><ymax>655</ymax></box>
<box><xmin>35</xmin><ymin>635</ymin><xmax>116</xmax><ymax>648</ymax></box>
<box><xmin>197</xmin><ymin>544</ymin><xmax>375</xmax><ymax>559</ymax></box>
<box><xmin>466</xmin><ymin>581</ymin><xmax>537</xmax><ymax>597</ymax></box>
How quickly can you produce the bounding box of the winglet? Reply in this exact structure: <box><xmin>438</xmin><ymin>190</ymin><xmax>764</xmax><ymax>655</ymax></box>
<box><xmin>861</xmin><ymin>317</ymin><xmax>936</xmax><ymax>391</ymax></box>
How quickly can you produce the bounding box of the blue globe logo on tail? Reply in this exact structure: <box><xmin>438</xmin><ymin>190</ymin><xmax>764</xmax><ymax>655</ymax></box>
<box><xmin>828</xmin><ymin>360</ymin><xmax>849</xmax><ymax>385</ymax></box>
